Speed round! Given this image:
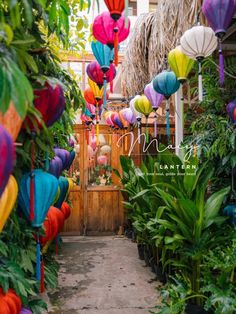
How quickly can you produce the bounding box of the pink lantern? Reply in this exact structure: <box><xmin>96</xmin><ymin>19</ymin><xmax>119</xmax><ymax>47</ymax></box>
<box><xmin>97</xmin><ymin>155</ymin><xmax>108</xmax><ymax>165</ymax></box>
<box><xmin>86</xmin><ymin>61</ymin><xmax>116</xmax><ymax>88</ymax></box>
<box><xmin>93</xmin><ymin>12</ymin><xmax>130</xmax><ymax>66</ymax></box>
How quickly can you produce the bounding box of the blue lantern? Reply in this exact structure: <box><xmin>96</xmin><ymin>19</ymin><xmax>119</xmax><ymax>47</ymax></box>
<box><xmin>18</xmin><ymin>169</ymin><xmax>59</xmax><ymax>282</ymax></box>
<box><xmin>153</xmin><ymin>71</ymin><xmax>180</xmax><ymax>140</ymax></box>
<box><xmin>55</xmin><ymin>177</ymin><xmax>69</xmax><ymax>209</ymax></box>
<box><xmin>91</xmin><ymin>40</ymin><xmax>114</xmax><ymax>73</ymax></box>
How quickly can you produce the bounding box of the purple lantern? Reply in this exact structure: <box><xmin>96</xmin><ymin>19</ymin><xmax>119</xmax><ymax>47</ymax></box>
<box><xmin>54</xmin><ymin>148</ymin><xmax>70</xmax><ymax>170</ymax></box>
<box><xmin>0</xmin><ymin>125</ymin><xmax>15</xmax><ymax>198</ymax></box>
<box><xmin>144</xmin><ymin>82</ymin><xmax>164</xmax><ymax>137</ymax></box>
<box><xmin>202</xmin><ymin>0</ymin><xmax>236</xmax><ymax>86</ymax></box>
<box><xmin>68</xmin><ymin>138</ymin><xmax>75</xmax><ymax>147</ymax></box>
<box><xmin>120</xmin><ymin>108</ymin><xmax>137</xmax><ymax>125</ymax></box>
<box><xmin>48</xmin><ymin>156</ymin><xmax>63</xmax><ymax>178</ymax></box>
<box><xmin>226</xmin><ymin>99</ymin><xmax>236</xmax><ymax>126</ymax></box>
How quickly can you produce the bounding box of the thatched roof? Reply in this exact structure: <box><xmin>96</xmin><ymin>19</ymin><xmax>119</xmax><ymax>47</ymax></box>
<box><xmin>122</xmin><ymin>0</ymin><xmax>203</xmax><ymax>97</ymax></box>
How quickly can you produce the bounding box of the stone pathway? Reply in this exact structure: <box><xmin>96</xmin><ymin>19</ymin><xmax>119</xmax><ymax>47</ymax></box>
<box><xmin>46</xmin><ymin>236</ymin><xmax>161</xmax><ymax>314</ymax></box>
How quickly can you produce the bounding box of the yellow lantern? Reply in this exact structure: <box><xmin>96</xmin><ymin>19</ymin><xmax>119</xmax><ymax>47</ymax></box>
<box><xmin>67</xmin><ymin>178</ymin><xmax>74</xmax><ymax>194</ymax></box>
<box><xmin>0</xmin><ymin>175</ymin><xmax>18</xmax><ymax>232</ymax></box>
<box><xmin>168</xmin><ymin>46</ymin><xmax>195</xmax><ymax>83</ymax></box>
<box><xmin>134</xmin><ymin>95</ymin><xmax>153</xmax><ymax>142</ymax></box>
<box><xmin>88</xmin><ymin>78</ymin><xmax>104</xmax><ymax>100</ymax></box>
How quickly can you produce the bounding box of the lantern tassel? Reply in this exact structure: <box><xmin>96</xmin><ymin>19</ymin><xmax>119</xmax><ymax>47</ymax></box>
<box><xmin>125</xmin><ymin>0</ymin><xmax>129</xmax><ymax>28</ymax></box>
<box><xmin>114</xmin><ymin>28</ymin><xmax>119</xmax><ymax>66</ymax></box>
<box><xmin>36</xmin><ymin>231</ymin><xmax>41</xmax><ymax>282</ymax></box>
<box><xmin>219</xmin><ymin>40</ymin><xmax>225</xmax><ymax>87</ymax></box>
<box><xmin>166</xmin><ymin>100</ymin><xmax>170</xmax><ymax>141</ymax></box>
<box><xmin>40</xmin><ymin>258</ymin><xmax>45</xmax><ymax>293</ymax></box>
<box><xmin>198</xmin><ymin>60</ymin><xmax>203</xmax><ymax>102</ymax></box>
<box><xmin>30</xmin><ymin>137</ymin><xmax>35</xmax><ymax>221</ymax></box>
<box><xmin>138</xmin><ymin>120</ymin><xmax>141</xmax><ymax>144</ymax></box>
<box><xmin>154</xmin><ymin>112</ymin><xmax>157</xmax><ymax>138</ymax></box>
<box><xmin>96</xmin><ymin>103</ymin><xmax>100</xmax><ymax>145</ymax></box>
<box><xmin>103</xmin><ymin>78</ymin><xmax>107</xmax><ymax>108</ymax></box>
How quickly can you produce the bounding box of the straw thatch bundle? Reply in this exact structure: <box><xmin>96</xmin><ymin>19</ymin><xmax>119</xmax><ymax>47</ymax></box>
<box><xmin>122</xmin><ymin>0</ymin><xmax>203</xmax><ymax>97</ymax></box>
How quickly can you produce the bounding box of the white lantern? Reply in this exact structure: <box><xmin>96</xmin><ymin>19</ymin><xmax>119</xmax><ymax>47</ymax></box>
<box><xmin>180</xmin><ymin>25</ymin><xmax>217</xmax><ymax>101</ymax></box>
<box><xmin>100</xmin><ymin>145</ymin><xmax>111</xmax><ymax>155</ymax></box>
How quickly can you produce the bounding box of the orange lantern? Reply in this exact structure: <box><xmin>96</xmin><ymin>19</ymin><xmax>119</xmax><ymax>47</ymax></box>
<box><xmin>0</xmin><ymin>102</ymin><xmax>22</xmax><ymax>141</ymax></box>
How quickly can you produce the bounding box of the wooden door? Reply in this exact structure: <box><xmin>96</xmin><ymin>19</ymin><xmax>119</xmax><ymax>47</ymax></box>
<box><xmin>63</xmin><ymin>125</ymin><xmax>125</xmax><ymax>235</ymax></box>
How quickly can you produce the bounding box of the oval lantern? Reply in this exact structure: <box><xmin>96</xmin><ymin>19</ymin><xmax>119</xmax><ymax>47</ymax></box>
<box><xmin>153</xmin><ymin>71</ymin><xmax>180</xmax><ymax>140</ymax></box>
<box><xmin>100</xmin><ymin>145</ymin><xmax>111</xmax><ymax>155</ymax></box>
<box><xmin>119</xmin><ymin>109</ymin><xmax>130</xmax><ymax>129</ymax></box>
<box><xmin>18</xmin><ymin>169</ymin><xmax>58</xmax><ymax>282</ymax></box>
<box><xmin>144</xmin><ymin>83</ymin><xmax>164</xmax><ymax>137</ymax></box>
<box><xmin>0</xmin><ymin>125</ymin><xmax>15</xmax><ymax>198</ymax></box>
<box><xmin>226</xmin><ymin>99</ymin><xmax>236</xmax><ymax>126</ymax></box>
<box><xmin>54</xmin><ymin>148</ymin><xmax>71</xmax><ymax>170</ymax></box>
<box><xmin>47</xmin><ymin>206</ymin><xmax>60</xmax><ymax>240</ymax></box>
<box><xmin>0</xmin><ymin>176</ymin><xmax>18</xmax><ymax>233</ymax></box>
<box><xmin>54</xmin><ymin>177</ymin><xmax>69</xmax><ymax>209</ymax></box>
<box><xmin>180</xmin><ymin>25</ymin><xmax>218</xmax><ymax>101</ymax></box>
<box><xmin>65</xmin><ymin>151</ymin><xmax>76</xmax><ymax>170</ymax></box>
<box><xmin>88</xmin><ymin>78</ymin><xmax>104</xmax><ymax>101</ymax></box>
<box><xmin>7</xmin><ymin>289</ymin><xmax>22</xmax><ymax>313</ymax></box>
<box><xmin>48</xmin><ymin>156</ymin><xmax>63</xmax><ymax>179</ymax></box>
<box><xmin>84</xmin><ymin>87</ymin><xmax>105</xmax><ymax>106</ymax></box>
<box><xmin>134</xmin><ymin>95</ymin><xmax>153</xmax><ymax>142</ymax></box>
<box><xmin>120</xmin><ymin>108</ymin><xmax>137</xmax><ymax>125</ymax></box>
<box><xmin>61</xmin><ymin>202</ymin><xmax>71</xmax><ymax>220</ymax></box>
<box><xmin>91</xmin><ymin>40</ymin><xmax>114</xmax><ymax>72</ymax></box>
<box><xmin>168</xmin><ymin>46</ymin><xmax>195</xmax><ymax>83</ymax></box>
<box><xmin>104</xmin><ymin>0</ymin><xmax>125</xmax><ymax>21</ymax></box>
<box><xmin>130</xmin><ymin>96</ymin><xmax>142</xmax><ymax>142</ymax></box>
<box><xmin>24</xmin><ymin>82</ymin><xmax>66</xmax><ymax>129</ymax></box>
<box><xmin>202</xmin><ymin>0</ymin><xmax>236</xmax><ymax>86</ymax></box>
<box><xmin>97</xmin><ymin>155</ymin><xmax>108</xmax><ymax>165</ymax></box>
<box><xmin>111</xmin><ymin>112</ymin><xmax>123</xmax><ymax>129</ymax></box>
<box><xmin>93</xmin><ymin>12</ymin><xmax>130</xmax><ymax>66</ymax></box>
<box><xmin>0</xmin><ymin>102</ymin><xmax>22</xmax><ymax>141</ymax></box>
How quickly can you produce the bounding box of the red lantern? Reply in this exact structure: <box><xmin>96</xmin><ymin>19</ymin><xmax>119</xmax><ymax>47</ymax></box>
<box><xmin>93</xmin><ymin>12</ymin><xmax>130</xmax><ymax>66</ymax></box>
<box><xmin>104</xmin><ymin>0</ymin><xmax>125</xmax><ymax>21</ymax></box>
<box><xmin>61</xmin><ymin>202</ymin><xmax>71</xmax><ymax>220</ymax></box>
<box><xmin>84</xmin><ymin>87</ymin><xmax>109</xmax><ymax>106</ymax></box>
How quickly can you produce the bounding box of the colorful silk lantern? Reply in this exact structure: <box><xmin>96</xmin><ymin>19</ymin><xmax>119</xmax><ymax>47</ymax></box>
<box><xmin>153</xmin><ymin>71</ymin><xmax>180</xmax><ymax>140</ymax></box>
<box><xmin>24</xmin><ymin>82</ymin><xmax>66</xmax><ymax>129</ymax></box>
<box><xmin>168</xmin><ymin>46</ymin><xmax>195</xmax><ymax>83</ymax></box>
<box><xmin>202</xmin><ymin>0</ymin><xmax>236</xmax><ymax>86</ymax></box>
<box><xmin>0</xmin><ymin>125</ymin><xmax>15</xmax><ymax>198</ymax></box>
<box><xmin>18</xmin><ymin>169</ymin><xmax>58</xmax><ymax>282</ymax></box>
<box><xmin>144</xmin><ymin>83</ymin><xmax>164</xmax><ymax>137</ymax></box>
<box><xmin>104</xmin><ymin>0</ymin><xmax>125</xmax><ymax>21</ymax></box>
<box><xmin>65</xmin><ymin>151</ymin><xmax>76</xmax><ymax>170</ymax></box>
<box><xmin>180</xmin><ymin>25</ymin><xmax>218</xmax><ymax>101</ymax></box>
<box><xmin>93</xmin><ymin>12</ymin><xmax>130</xmax><ymax>66</ymax></box>
<box><xmin>91</xmin><ymin>40</ymin><xmax>115</xmax><ymax>72</ymax></box>
<box><xmin>48</xmin><ymin>156</ymin><xmax>63</xmax><ymax>179</ymax></box>
<box><xmin>111</xmin><ymin>112</ymin><xmax>123</xmax><ymax>129</ymax></box>
<box><xmin>100</xmin><ymin>145</ymin><xmax>111</xmax><ymax>155</ymax></box>
<box><xmin>87</xmin><ymin>61</ymin><xmax>116</xmax><ymax>107</ymax></box>
<box><xmin>84</xmin><ymin>87</ymin><xmax>105</xmax><ymax>106</ymax></box>
<box><xmin>97</xmin><ymin>155</ymin><xmax>108</xmax><ymax>165</ymax></box>
<box><xmin>134</xmin><ymin>95</ymin><xmax>152</xmax><ymax>142</ymax></box>
<box><xmin>54</xmin><ymin>148</ymin><xmax>71</xmax><ymax>170</ymax></box>
<box><xmin>0</xmin><ymin>176</ymin><xmax>18</xmax><ymax>232</ymax></box>
<box><xmin>226</xmin><ymin>99</ymin><xmax>236</xmax><ymax>126</ymax></box>
<box><xmin>55</xmin><ymin>177</ymin><xmax>69</xmax><ymax>209</ymax></box>
<box><xmin>61</xmin><ymin>202</ymin><xmax>71</xmax><ymax>220</ymax></box>
<box><xmin>0</xmin><ymin>102</ymin><xmax>23</xmax><ymax>141</ymax></box>
<box><xmin>120</xmin><ymin>108</ymin><xmax>137</xmax><ymax>125</ymax></box>
<box><xmin>119</xmin><ymin>109</ymin><xmax>130</xmax><ymax>129</ymax></box>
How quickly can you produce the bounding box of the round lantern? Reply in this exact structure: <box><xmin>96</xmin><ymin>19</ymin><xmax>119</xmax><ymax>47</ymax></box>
<box><xmin>130</xmin><ymin>96</ymin><xmax>142</xmax><ymax>142</ymax></box>
<box><xmin>134</xmin><ymin>95</ymin><xmax>152</xmax><ymax>142</ymax></box>
<box><xmin>202</xmin><ymin>0</ymin><xmax>236</xmax><ymax>86</ymax></box>
<box><xmin>0</xmin><ymin>125</ymin><xmax>15</xmax><ymax>198</ymax></box>
<box><xmin>0</xmin><ymin>102</ymin><xmax>22</xmax><ymax>141</ymax></box>
<box><xmin>119</xmin><ymin>108</ymin><xmax>137</xmax><ymax>125</ymax></box>
<box><xmin>97</xmin><ymin>155</ymin><xmax>108</xmax><ymax>165</ymax></box>
<box><xmin>61</xmin><ymin>202</ymin><xmax>71</xmax><ymax>220</ymax></box>
<box><xmin>55</xmin><ymin>177</ymin><xmax>69</xmax><ymax>209</ymax></box>
<box><xmin>180</xmin><ymin>25</ymin><xmax>218</xmax><ymax>101</ymax></box>
<box><xmin>18</xmin><ymin>169</ymin><xmax>59</xmax><ymax>282</ymax></box>
<box><xmin>91</xmin><ymin>40</ymin><xmax>114</xmax><ymax>72</ymax></box>
<box><xmin>54</xmin><ymin>148</ymin><xmax>71</xmax><ymax>170</ymax></box>
<box><xmin>153</xmin><ymin>71</ymin><xmax>180</xmax><ymax>140</ymax></box>
<box><xmin>48</xmin><ymin>156</ymin><xmax>63</xmax><ymax>179</ymax></box>
<box><xmin>168</xmin><ymin>46</ymin><xmax>195</xmax><ymax>83</ymax></box>
<box><xmin>144</xmin><ymin>83</ymin><xmax>164</xmax><ymax>137</ymax></box>
<box><xmin>104</xmin><ymin>0</ymin><xmax>125</xmax><ymax>21</ymax></box>
<box><xmin>93</xmin><ymin>12</ymin><xmax>130</xmax><ymax>66</ymax></box>
<box><xmin>84</xmin><ymin>87</ymin><xmax>107</xmax><ymax>107</ymax></box>
<box><xmin>0</xmin><ymin>176</ymin><xmax>18</xmax><ymax>233</ymax></box>
<box><xmin>100</xmin><ymin>145</ymin><xmax>111</xmax><ymax>155</ymax></box>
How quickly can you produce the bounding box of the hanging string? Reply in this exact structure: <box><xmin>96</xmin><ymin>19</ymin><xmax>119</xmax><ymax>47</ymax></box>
<box><xmin>30</xmin><ymin>132</ymin><xmax>36</xmax><ymax>221</ymax></box>
<box><xmin>36</xmin><ymin>230</ymin><xmax>41</xmax><ymax>282</ymax></box>
<box><xmin>219</xmin><ymin>39</ymin><xmax>225</xmax><ymax>86</ymax></box>
<box><xmin>166</xmin><ymin>99</ymin><xmax>170</xmax><ymax>141</ymax></box>
<box><xmin>40</xmin><ymin>258</ymin><xmax>45</xmax><ymax>293</ymax></box>
<box><xmin>114</xmin><ymin>27</ymin><xmax>119</xmax><ymax>66</ymax></box>
<box><xmin>103</xmin><ymin>75</ymin><xmax>107</xmax><ymax>108</ymax></box>
<box><xmin>198</xmin><ymin>60</ymin><xmax>203</xmax><ymax>102</ymax></box>
<box><xmin>154</xmin><ymin>112</ymin><xmax>157</xmax><ymax>138</ymax></box>
<box><xmin>96</xmin><ymin>102</ymin><xmax>100</xmax><ymax>145</ymax></box>
<box><xmin>181</xmin><ymin>84</ymin><xmax>185</xmax><ymax>130</ymax></box>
